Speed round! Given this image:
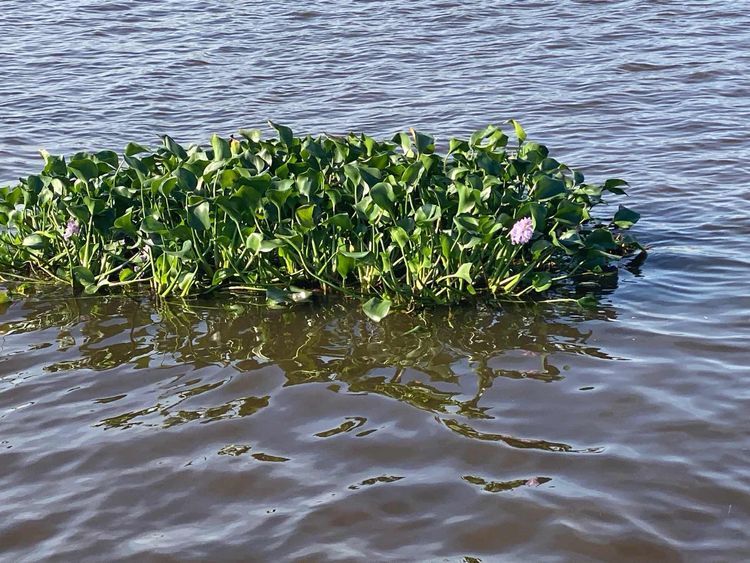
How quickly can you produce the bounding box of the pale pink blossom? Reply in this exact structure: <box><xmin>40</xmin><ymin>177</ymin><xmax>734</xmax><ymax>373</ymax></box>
<box><xmin>510</xmin><ymin>217</ymin><xmax>534</xmax><ymax>245</ymax></box>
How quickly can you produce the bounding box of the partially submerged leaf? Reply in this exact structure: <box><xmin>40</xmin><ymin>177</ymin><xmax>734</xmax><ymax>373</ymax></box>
<box><xmin>362</xmin><ymin>297</ymin><xmax>391</xmax><ymax>322</ymax></box>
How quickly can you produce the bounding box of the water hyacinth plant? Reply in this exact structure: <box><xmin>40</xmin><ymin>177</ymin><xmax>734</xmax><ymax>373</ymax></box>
<box><xmin>0</xmin><ymin>121</ymin><xmax>642</xmax><ymax>320</ymax></box>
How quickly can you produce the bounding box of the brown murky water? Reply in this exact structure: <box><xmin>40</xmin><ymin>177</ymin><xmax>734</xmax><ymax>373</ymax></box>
<box><xmin>2</xmin><ymin>0</ymin><xmax>750</xmax><ymax>560</ymax></box>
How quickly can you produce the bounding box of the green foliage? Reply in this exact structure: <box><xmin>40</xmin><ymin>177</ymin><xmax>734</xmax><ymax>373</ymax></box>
<box><xmin>0</xmin><ymin>122</ymin><xmax>642</xmax><ymax>319</ymax></box>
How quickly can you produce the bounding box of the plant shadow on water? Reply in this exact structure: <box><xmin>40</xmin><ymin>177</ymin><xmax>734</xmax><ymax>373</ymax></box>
<box><xmin>0</xmin><ymin>285</ymin><xmax>620</xmax><ymax>457</ymax></box>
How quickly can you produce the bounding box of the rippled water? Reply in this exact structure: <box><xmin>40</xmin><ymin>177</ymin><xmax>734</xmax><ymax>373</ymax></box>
<box><xmin>2</xmin><ymin>0</ymin><xmax>750</xmax><ymax>560</ymax></box>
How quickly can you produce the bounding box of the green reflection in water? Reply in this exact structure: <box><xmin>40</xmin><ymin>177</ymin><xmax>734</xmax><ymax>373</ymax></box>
<box><xmin>0</xmin><ymin>287</ymin><xmax>619</xmax><ymax>452</ymax></box>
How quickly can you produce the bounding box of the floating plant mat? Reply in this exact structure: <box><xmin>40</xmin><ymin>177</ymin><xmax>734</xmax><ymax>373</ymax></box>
<box><xmin>0</xmin><ymin>122</ymin><xmax>642</xmax><ymax>320</ymax></box>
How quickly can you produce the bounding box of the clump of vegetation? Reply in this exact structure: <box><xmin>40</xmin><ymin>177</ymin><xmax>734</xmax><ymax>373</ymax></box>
<box><xmin>0</xmin><ymin>121</ymin><xmax>641</xmax><ymax>320</ymax></box>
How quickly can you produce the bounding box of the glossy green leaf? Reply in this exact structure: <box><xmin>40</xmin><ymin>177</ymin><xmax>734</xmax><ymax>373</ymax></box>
<box><xmin>508</xmin><ymin>119</ymin><xmax>527</xmax><ymax>144</ymax></box>
<box><xmin>362</xmin><ymin>297</ymin><xmax>391</xmax><ymax>322</ymax></box>
<box><xmin>175</xmin><ymin>167</ymin><xmax>198</xmax><ymax>191</ymax></box>
<box><xmin>295</xmin><ymin>204</ymin><xmax>316</xmax><ymax>229</ymax></box>
<box><xmin>72</xmin><ymin>266</ymin><xmax>95</xmax><ymax>286</ymax></box>
<box><xmin>114</xmin><ymin>210</ymin><xmax>137</xmax><ymax>236</ymax></box>
<box><xmin>603</xmin><ymin>178</ymin><xmax>629</xmax><ymax>195</ymax></box>
<box><xmin>162</xmin><ymin>135</ymin><xmax>188</xmax><ymax>160</ymax></box>
<box><xmin>68</xmin><ymin>159</ymin><xmax>99</xmax><ymax>182</ymax></box>
<box><xmin>326</xmin><ymin>213</ymin><xmax>354</xmax><ymax>231</ymax></box>
<box><xmin>370</xmin><ymin>182</ymin><xmax>396</xmax><ymax>213</ymax></box>
<box><xmin>554</xmin><ymin>200</ymin><xmax>585</xmax><ymax>225</ymax></box>
<box><xmin>125</xmin><ymin>142</ymin><xmax>149</xmax><ymax>156</ymax></box>
<box><xmin>585</xmin><ymin>228</ymin><xmax>617</xmax><ymax>250</ymax></box>
<box><xmin>531</xmin><ymin>272</ymin><xmax>552</xmax><ymax>292</ymax></box>
<box><xmin>22</xmin><ymin>234</ymin><xmax>46</xmax><ymax>249</ymax></box>
<box><xmin>239</xmin><ymin>129</ymin><xmax>262</xmax><ymax>142</ymax></box>
<box><xmin>411</xmin><ymin>129</ymin><xmax>434</xmax><ymax>154</ymax></box>
<box><xmin>211</xmin><ymin>133</ymin><xmax>231</xmax><ymax>161</ymax></box>
<box><xmin>455</xmin><ymin>263</ymin><xmax>473</xmax><ymax>284</ymax></box>
<box><xmin>534</xmin><ymin>176</ymin><xmax>566</xmax><ymax>200</ymax></box>
<box><xmin>269</xmin><ymin>121</ymin><xmax>293</xmax><ymax>147</ymax></box>
<box><xmin>141</xmin><ymin>216</ymin><xmax>168</xmax><ymax>234</ymax></box>
<box><xmin>613</xmin><ymin>205</ymin><xmax>640</xmax><ymax>229</ymax></box>
<box><xmin>191</xmin><ymin>201</ymin><xmax>211</xmax><ymax>231</ymax></box>
<box><xmin>339</xmin><ymin>249</ymin><xmax>370</xmax><ymax>260</ymax></box>
<box><xmin>119</xmin><ymin>268</ymin><xmax>136</xmax><ymax>282</ymax></box>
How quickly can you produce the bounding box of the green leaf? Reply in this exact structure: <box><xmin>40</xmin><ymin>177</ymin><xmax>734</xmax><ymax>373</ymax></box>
<box><xmin>295</xmin><ymin>204</ymin><xmax>316</xmax><ymax>229</ymax></box>
<box><xmin>141</xmin><ymin>216</ymin><xmax>168</xmax><ymax>234</ymax></box>
<box><xmin>211</xmin><ymin>133</ymin><xmax>231</xmax><ymax>161</ymax></box>
<box><xmin>456</xmin><ymin>183</ymin><xmax>476</xmax><ymax>214</ymax></box>
<box><xmin>585</xmin><ymin>228</ymin><xmax>617</xmax><ymax>250</ymax></box>
<box><xmin>370</xmin><ymin>182</ymin><xmax>396</xmax><ymax>214</ymax></box>
<box><xmin>114</xmin><ymin>210</ymin><xmax>137</xmax><ymax>236</ymax></box>
<box><xmin>259</xmin><ymin>239</ymin><xmax>284</xmax><ymax>252</ymax></box>
<box><xmin>83</xmin><ymin>282</ymin><xmax>104</xmax><ymax>295</ymax></box>
<box><xmin>362</xmin><ymin>297</ymin><xmax>391</xmax><ymax>322</ymax></box>
<box><xmin>72</xmin><ymin>266</ymin><xmax>95</xmax><ymax>286</ymax></box>
<box><xmin>336</xmin><ymin>253</ymin><xmax>355</xmax><ymax>279</ymax></box>
<box><xmin>453</xmin><ymin>215</ymin><xmax>480</xmax><ymax>234</ymax></box>
<box><xmin>239</xmin><ymin>129</ymin><xmax>262</xmax><ymax>142</ymax></box>
<box><xmin>0</xmin><ymin>290</ymin><xmax>10</xmax><ymax>304</ymax></box>
<box><xmin>603</xmin><ymin>178</ymin><xmax>629</xmax><ymax>195</ymax></box>
<box><xmin>554</xmin><ymin>200</ymin><xmax>585</xmax><ymax>225</ymax></box>
<box><xmin>531</xmin><ymin>239</ymin><xmax>552</xmax><ymax>258</ymax></box>
<box><xmin>83</xmin><ymin>196</ymin><xmax>105</xmax><ymax>216</ymax></box>
<box><xmin>576</xmin><ymin>294</ymin><xmax>598</xmax><ymax>308</ymax></box>
<box><xmin>22</xmin><ymin>234</ymin><xmax>46</xmax><ymax>249</ymax></box>
<box><xmin>212</xmin><ymin>268</ymin><xmax>232</xmax><ymax>286</ymax></box>
<box><xmin>508</xmin><ymin>119</ymin><xmax>527</xmax><ymax>144</ymax></box>
<box><xmin>343</xmin><ymin>163</ymin><xmax>361</xmax><ymax>187</ymax></box>
<box><xmin>326</xmin><ymin>213</ymin><xmax>354</xmax><ymax>231</ymax></box>
<box><xmin>390</xmin><ymin>226</ymin><xmax>410</xmax><ymax>248</ymax></box>
<box><xmin>246</xmin><ymin>232</ymin><xmax>263</xmax><ymax>253</ymax></box>
<box><xmin>68</xmin><ymin>158</ymin><xmax>99</xmax><ymax>182</ymax></box>
<box><xmin>401</xmin><ymin>161</ymin><xmax>423</xmax><ymax>184</ymax></box>
<box><xmin>119</xmin><ymin>268</ymin><xmax>136</xmax><ymax>282</ymax></box>
<box><xmin>415</xmin><ymin>203</ymin><xmax>440</xmax><ymax>225</ymax></box>
<box><xmin>531</xmin><ymin>272</ymin><xmax>552</xmax><ymax>292</ymax></box>
<box><xmin>157</xmin><ymin>177</ymin><xmax>178</xmax><ymax>197</ymax></box>
<box><xmin>469</xmin><ymin>125</ymin><xmax>498</xmax><ymax>147</ymax></box>
<box><xmin>455</xmin><ymin>263</ymin><xmax>473</xmax><ymax>284</ymax></box>
<box><xmin>613</xmin><ymin>205</ymin><xmax>640</xmax><ymax>229</ymax></box>
<box><xmin>175</xmin><ymin>167</ymin><xmax>198</xmax><ymax>191</ymax></box>
<box><xmin>448</xmin><ymin>138</ymin><xmax>469</xmax><ymax>154</ymax></box>
<box><xmin>534</xmin><ymin>176</ymin><xmax>566</xmax><ymax>200</ymax></box>
<box><xmin>124</xmin><ymin>142</ymin><xmax>150</xmax><ymax>156</ymax></box>
<box><xmin>164</xmin><ymin>240</ymin><xmax>194</xmax><ymax>260</ymax></box>
<box><xmin>339</xmin><ymin>249</ymin><xmax>370</xmax><ymax>260</ymax></box>
<box><xmin>525</xmin><ymin>202</ymin><xmax>547</xmax><ymax>231</ymax></box>
<box><xmin>296</xmin><ymin>170</ymin><xmax>320</xmax><ymax>197</ymax></box>
<box><xmin>411</xmin><ymin>129</ymin><xmax>434</xmax><ymax>154</ymax></box>
<box><xmin>215</xmin><ymin>195</ymin><xmax>244</xmax><ymax>222</ymax></box>
<box><xmin>162</xmin><ymin>135</ymin><xmax>188</xmax><ymax>160</ymax></box>
<box><xmin>190</xmin><ymin>201</ymin><xmax>211</xmax><ymax>231</ymax></box>
<box><xmin>268</xmin><ymin>121</ymin><xmax>293</xmax><ymax>148</ymax></box>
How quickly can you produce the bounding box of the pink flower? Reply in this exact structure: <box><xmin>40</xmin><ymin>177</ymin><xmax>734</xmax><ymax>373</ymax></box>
<box><xmin>63</xmin><ymin>219</ymin><xmax>80</xmax><ymax>240</ymax></box>
<box><xmin>510</xmin><ymin>217</ymin><xmax>533</xmax><ymax>245</ymax></box>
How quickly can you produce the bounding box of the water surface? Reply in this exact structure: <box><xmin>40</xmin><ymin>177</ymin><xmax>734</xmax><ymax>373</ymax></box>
<box><xmin>1</xmin><ymin>0</ymin><xmax>749</xmax><ymax>560</ymax></box>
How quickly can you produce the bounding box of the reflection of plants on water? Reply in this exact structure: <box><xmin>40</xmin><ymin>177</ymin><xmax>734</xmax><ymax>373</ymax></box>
<box><xmin>462</xmin><ymin>474</ymin><xmax>552</xmax><ymax>493</ymax></box>
<box><xmin>0</xmin><ymin>291</ymin><xmax>617</xmax><ymax>451</ymax></box>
